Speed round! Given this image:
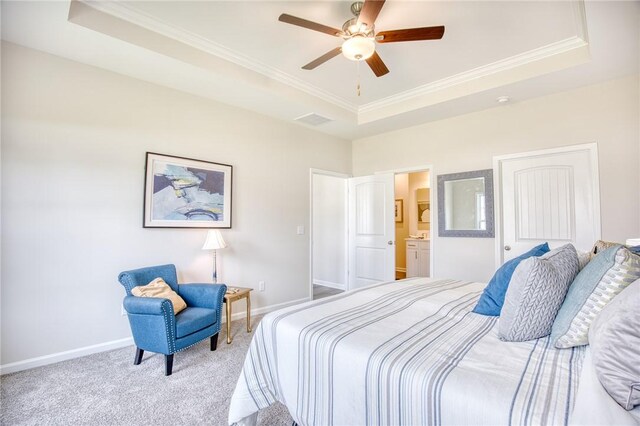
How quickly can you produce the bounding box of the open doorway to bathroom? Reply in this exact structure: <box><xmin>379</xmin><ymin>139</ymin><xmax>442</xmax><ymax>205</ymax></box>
<box><xmin>394</xmin><ymin>170</ymin><xmax>431</xmax><ymax>280</ymax></box>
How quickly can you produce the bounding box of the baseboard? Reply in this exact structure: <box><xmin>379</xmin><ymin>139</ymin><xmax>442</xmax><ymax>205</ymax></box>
<box><xmin>396</xmin><ymin>267</ymin><xmax>407</xmax><ymax>273</ymax></box>
<box><xmin>0</xmin><ymin>337</ymin><xmax>134</xmax><ymax>376</ymax></box>
<box><xmin>255</xmin><ymin>297</ymin><xmax>311</xmax><ymax>314</ymax></box>
<box><xmin>224</xmin><ymin>296</ymin><xmax>310</xmax><ymax>323</ymax></box>
<box><xmin>0</xmin><ymin>297</ymin><xmax>310</xmax><ymax>376</ymax></box>
<box><xmin>312</xmin><ymin>279</ymin><xmax>346</xmax><ymax>291</ymax></box>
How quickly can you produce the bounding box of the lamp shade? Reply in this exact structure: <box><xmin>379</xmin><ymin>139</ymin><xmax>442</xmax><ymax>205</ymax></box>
<box><xmin>342</xmin><ymin>36</ymin><xmax>375</xmax><ymax>61</ymax></box>
<box><xmin>202</xmin><ymin>230</ymin><xmax>227</xmax><ymax>250</ymax></box>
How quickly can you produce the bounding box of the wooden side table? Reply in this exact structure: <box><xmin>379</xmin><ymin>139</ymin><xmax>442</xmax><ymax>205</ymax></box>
<box><xmin>223</xmin><ymin>287</ymin><xmax>253</xmax><ymax>344</ymax></box>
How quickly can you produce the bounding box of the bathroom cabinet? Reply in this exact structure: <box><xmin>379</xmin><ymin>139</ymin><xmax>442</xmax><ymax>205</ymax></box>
<box><xmin>406</xmin><ymin>239</ymin><xmax>430</xmax><ymax>278</ymax></box>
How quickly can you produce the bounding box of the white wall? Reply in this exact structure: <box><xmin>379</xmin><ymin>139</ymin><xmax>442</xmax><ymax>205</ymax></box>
<box><xmin>353</xmin><ymin>74</ymin><xmax>640</xmax><ymax>282</ymax></box>
<box><xmin>312</xmin><ymin>174</ymin><xmax>347</xmax><ymax>289</ymax></box>
<box><xmin>0</xmin><ymin>42</ymin><xmax>351</xmax><ymax>366</ymax></box>
<box><xmin>3</xmin><ymin>40</ymin><xmax>639</xmax><ymax>369</ymax></box>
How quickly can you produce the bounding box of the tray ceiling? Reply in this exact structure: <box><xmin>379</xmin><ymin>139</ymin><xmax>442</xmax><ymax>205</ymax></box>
<box><xmin>2</xmin><ymin>1</ymin><xmax>638</xmax><ymax>139</ymax></box>
<box><xmin>116</xmin><ymin>0</ymin><xmax>581</xmax><ymax>105</ymax></box>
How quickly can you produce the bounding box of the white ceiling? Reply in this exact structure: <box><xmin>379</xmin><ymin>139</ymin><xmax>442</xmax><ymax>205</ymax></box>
<box><xmin>2</xmin><ymin>1</ymin><xmax>639</xmax><ymax>140</ymax></box>
<box><xmin>117</xmin><ymin>1</ymin><xmax>579</xmax><ymax>105</ymax></box>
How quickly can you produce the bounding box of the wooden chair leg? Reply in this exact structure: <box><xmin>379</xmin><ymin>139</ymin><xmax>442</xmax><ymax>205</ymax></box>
<box><xmin>164</xmin><ymin>354</ymin><xmax>174</xmax><ymax>376</ymax></box>
<box><xmin>211</xmin><ymin>333</ymin><xmax>219</xmax><ymax>351</ymax></box>
<box><xmin>134</xmin><ymin>347</ymin><xmax>144</xmax><ymax>365</ymax></box>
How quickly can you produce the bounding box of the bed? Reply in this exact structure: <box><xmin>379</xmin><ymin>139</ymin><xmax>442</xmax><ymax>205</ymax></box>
<box><xmin>228</xmin><ymin>278</ymin><xmax>639</xmax><ymax>425</ymax></box>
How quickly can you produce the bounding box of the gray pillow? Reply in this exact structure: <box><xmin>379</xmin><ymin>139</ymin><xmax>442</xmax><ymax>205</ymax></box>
<box><xmin>551</xmin><ymin>245</ymin><xmax>640</xmax><ymax>348</ymax></box>
<box><xmin>589</xmin><ymin>278</ymin><xmax>640</xmax><ymax>410</ymax></box>
<box><xmin>499</xmin><ymin>244</ymin><xmax>579</xmax><ymax>342</ymax></box>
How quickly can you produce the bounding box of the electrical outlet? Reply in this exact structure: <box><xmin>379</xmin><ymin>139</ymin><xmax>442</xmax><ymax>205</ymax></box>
<box><xmin>259</xmin><ymin>281</ymin><xmax>265</xmax><ymax>291</ymax></box>
<box><xmin>121</xmin><ymin>304</ymin><xmax>127</xmax><ymax>316</ymax></box>
<box><xmin>296</xmin><ymin>225</ymin><xmax>305</xmax><ymax>235</ymax></box>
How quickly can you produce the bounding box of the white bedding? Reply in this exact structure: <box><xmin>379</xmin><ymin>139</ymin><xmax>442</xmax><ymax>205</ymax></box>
<box><xmin>229</xmin><ymin>278</ymin><xmax>592</xmax><ymax>425</ymax></box>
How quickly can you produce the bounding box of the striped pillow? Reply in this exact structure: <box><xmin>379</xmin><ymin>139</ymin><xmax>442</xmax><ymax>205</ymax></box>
<box><xmin>589</xmin><ymin>240</ymin><xmax>619</xmax><ymax>259</ymax></box>
<box><xmin>551</xmin><ymin>246</ymin><xmax>640</xmax><ymax>348</ymax></box>
<box><xmin>590</xmin><ymin>239</ymin><xmax>640</xmax><ymax>258</ymax></box>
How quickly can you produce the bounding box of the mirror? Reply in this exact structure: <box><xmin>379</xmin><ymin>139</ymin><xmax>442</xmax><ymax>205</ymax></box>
<box><xmin>437</xmin><ymin>169</ymin><xmax>494</xmax><ymax>238</ymax></box>
<box><xmin>416</xmin><ymin>188</ymin><xmax>430</xmax><ymax>229</ymax></box>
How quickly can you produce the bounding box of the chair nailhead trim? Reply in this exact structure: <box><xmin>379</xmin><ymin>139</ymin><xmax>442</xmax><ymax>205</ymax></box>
<box><xmin>161</xmin><ymin>301</ymin><xmax>176</xmax><ymax>353</ymax></box>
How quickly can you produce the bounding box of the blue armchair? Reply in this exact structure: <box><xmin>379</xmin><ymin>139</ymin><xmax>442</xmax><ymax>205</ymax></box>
<box><xmin>118</xmin><ymin>264</ymin><xmax>226</xmax><ymax>376</ymax></box>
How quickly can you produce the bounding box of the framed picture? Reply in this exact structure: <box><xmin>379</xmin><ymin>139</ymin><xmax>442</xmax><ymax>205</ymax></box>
<box><xmin>418</xmin><ymin>201</ymin><xmax>430</xmax><ymax>223</ymax></box>
<box><xmin>143</xmin><ymin>152</ymin><xmax>232</xmax><ymax>228</ymax></box>
<box><xmin>395</xmin><ymin>199</ymin><xmax>403</xmax><ymax>223</ymax></box>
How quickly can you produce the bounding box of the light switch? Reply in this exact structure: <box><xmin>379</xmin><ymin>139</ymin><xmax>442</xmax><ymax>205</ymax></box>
<box><xmin>297</xmin><ymin>225</ymin><xmax>305</xmax><ymax>235</ymax></box>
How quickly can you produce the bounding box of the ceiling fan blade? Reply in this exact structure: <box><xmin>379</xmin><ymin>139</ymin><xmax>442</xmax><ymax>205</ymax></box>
<box><xmin>279</xmin><ymin>14</ymin><xmax>342</xmax><ymax>37</ymax></box>
<box><xmin>357</xmin><ymin>0</ymin><xmax>386</xmax><ymax>27</ymax></box>
<box><xmin>302</xmin><ymin>47</ymin><xmax>343</xmax><ymax>70</ymax></box>
<box><xmin>377</xmin><ymin>26</ymin><xmax>445</xmax><ymax>43</ymax></box>
<box><xmin>366</xmin><ymin>51</ymin><xmax>389</xmax><ymax>77</ymax></box>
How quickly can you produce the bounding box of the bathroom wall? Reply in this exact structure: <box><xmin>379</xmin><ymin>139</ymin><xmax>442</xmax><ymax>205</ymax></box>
<box><xmin>394</xmin><ymin>174</ymin><xmax>409</xmax><ymax>272</ymax></box>
<box><xmin>395</xmin><ymin>170</ymin><xmax>430</xmax><ymax>273</ymax></box>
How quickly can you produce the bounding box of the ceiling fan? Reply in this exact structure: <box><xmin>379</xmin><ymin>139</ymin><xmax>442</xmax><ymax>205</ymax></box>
<box><xmin>278</xmin><ymin>0</ymin><xmax>445</xmax><ymax>77</ymax></box>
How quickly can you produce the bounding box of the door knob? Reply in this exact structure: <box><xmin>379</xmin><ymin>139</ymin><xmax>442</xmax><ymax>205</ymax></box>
<box><xmin>388</xmin><ymin>241</ymin><xmax>394</xmax><ymax>245</ymax></box>
<box><xmin>504</xmin><ymin>245</ymin><xmax>511</xmax><ymax>251</ymax></box>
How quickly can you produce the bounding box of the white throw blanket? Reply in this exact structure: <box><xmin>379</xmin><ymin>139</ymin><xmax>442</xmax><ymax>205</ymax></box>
<box><xmin>229</xmin><ymin>278</ymin><xmax>587</xmax><ymax>425</ymax></box>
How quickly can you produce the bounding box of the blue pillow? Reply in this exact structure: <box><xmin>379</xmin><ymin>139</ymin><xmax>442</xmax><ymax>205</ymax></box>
<box><xmin>472</xmin><ymin>242</ymin><xmax>550</xmax><ymax>316</ymax></box>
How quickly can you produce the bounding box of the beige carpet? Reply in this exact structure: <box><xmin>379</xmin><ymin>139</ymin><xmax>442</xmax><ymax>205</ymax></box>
<box><xmin>0</xmin><ymin>316</ymin><xmax>292</xmax><ymax>426</ymax></box>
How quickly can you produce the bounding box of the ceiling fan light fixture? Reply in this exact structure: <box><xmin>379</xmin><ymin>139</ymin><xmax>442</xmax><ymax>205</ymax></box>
<box><xmin>342</xmin><ymin>36</ymin><xmax>375</xmax><ymax>61</ymax></box>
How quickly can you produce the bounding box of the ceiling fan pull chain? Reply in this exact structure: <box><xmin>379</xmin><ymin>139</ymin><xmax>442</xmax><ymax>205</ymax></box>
<box><xmin>357</xmin><ymin>59</ymin><xmax>361</xmax><ymax>96</ymax></box>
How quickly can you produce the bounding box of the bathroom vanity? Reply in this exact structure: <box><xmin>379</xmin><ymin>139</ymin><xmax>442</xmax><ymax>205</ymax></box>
<box><xmin>406</xmin><ymin>238</ymin><xmax>430</xmax><ymax>278</ymax></box>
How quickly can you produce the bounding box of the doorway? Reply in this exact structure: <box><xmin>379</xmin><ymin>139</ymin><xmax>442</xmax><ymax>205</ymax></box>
<box><xmin>310</xmin><ymin>167</ymin><xmax>432</xmax><ymax>299</ymax></box>
<box><xmin>310</xmin><ymin>170</ymin><xmax>348</xmax><ymax>300</ymax></box>
<box><xmin>394</xmin><ymin>170</ymin><xmax>432</xmax><ymax>280</ymax></box>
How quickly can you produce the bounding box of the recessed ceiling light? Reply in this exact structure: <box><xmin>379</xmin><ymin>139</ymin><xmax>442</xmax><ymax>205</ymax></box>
<box><xmin>496</xmin><ymin>96</ymin><xmax>511</xmax><ymax>104</ymax></box>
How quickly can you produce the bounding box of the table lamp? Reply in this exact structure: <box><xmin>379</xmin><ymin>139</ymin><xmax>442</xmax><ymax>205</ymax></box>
<box><xmin>202</xmin><ymin>229</ymin><xmax>227</xmax><ymax>283</ymax></box>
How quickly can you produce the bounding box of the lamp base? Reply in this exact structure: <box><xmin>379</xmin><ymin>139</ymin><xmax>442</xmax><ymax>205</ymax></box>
<box><xmin>212</xmin><ymin>250</ymin><xmax>218</xmax><ymax>284</ymax></box>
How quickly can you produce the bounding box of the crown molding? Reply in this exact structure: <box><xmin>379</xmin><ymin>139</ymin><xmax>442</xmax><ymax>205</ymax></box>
<box><xmin>571</xmin><ymin>0</ymin><xmax>589</xmax><ymax>44</ymax></box>
<box><xmin>79</xmin><ymin>0</ymin><xmax>589</xmax><ymax>124</ymax></box>
<box><xmin>359</xmin><ymin>35</ymin><xmax>589</xmax><ymax>116</ymax></box>
<box><xmin>359</xmin><ymin>0</ymin><xmax>588</xmax><ymax>118</ymax></box>
<box><xmin>82</xmin><ymin>0</ymin><xmax>358</xmax><ymax>113</ymax></box>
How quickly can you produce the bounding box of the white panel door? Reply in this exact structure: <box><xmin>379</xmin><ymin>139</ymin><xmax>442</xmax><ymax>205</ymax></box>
<box><xmin>496</xmin><ymin>144</ymin><xmax>600</xmax><ymax>264</ymax></box>
<box><xmin>348</xmin><ymin>173</ymin><xmax>395</xmax><ymax>289</ymax></box>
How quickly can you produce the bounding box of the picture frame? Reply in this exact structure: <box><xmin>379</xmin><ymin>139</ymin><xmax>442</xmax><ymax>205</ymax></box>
<box><xmin>395</xmin><ymin>199</ymin><xmax>403</xmax><ymax>223</ymax></box>
<box><xmin>143</xmin><ymin>152</ymin><xmax>232</xmax><ymax>228</ymax></box>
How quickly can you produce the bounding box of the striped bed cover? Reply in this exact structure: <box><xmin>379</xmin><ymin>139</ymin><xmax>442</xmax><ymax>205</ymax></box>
<box><xmin>228</xmin><ymin>278</ymin><xmax>586</xmax><ymax>426</ymax></box>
